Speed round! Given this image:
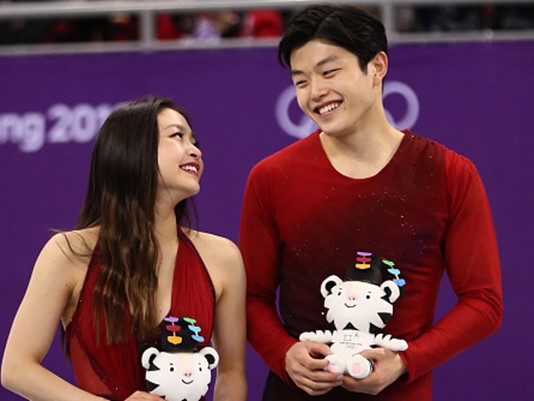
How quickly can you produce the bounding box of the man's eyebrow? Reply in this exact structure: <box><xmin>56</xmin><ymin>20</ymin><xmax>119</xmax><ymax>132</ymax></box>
<box><xmin>290</xmin><ymin>56</ymin><xmax>339</xmax><ymax>77</ymax></box>
<box><xmin>316</xmin><ymin>56</ymin><xmax>339</xmax><ymax>68</ymax></box>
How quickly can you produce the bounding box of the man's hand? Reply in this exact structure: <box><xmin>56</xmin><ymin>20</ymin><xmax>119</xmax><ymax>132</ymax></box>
<box><xmin>341</xmin><ymin>348</ymin><xmax>407</xmax><ymax>395</ymax></box>
<box><xmin>285</xmin><ymin>341</ymin><xmax>343</xmax><ymax>396</ymax></box>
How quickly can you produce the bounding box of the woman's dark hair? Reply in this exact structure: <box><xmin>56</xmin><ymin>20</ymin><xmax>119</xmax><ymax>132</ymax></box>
<box><xmin>278</xmin><ymin>4</ymin><xmax>388</xmax><ymax>72</ymax></box>
<box><xmin>76</xmin><ymin>95</ymin><xmax>195</xmax><ymax>343</ymax></box>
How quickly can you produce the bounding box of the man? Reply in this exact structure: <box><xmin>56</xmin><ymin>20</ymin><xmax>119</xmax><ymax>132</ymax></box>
<box><xmin>239</xmin><ymin>4</ymin><xmax>502</xmax><ymax>400</ymax></box>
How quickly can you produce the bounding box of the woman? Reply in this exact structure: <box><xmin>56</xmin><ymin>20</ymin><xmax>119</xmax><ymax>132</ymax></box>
<box><xmin>1</xmin><ymin>96</ymin><xmax>247</xmax><ymax>401</ymax></box>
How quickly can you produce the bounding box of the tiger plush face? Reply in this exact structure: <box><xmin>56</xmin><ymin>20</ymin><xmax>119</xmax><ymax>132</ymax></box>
<box><xmin>321</xmin><ymin>275</ymin><xmax>401</xmax><ymax>333</ymax></box>
<box><xmin>141</xmin><ymin>346</ymin><xmax>219</xmax><ymax>401</ymax></box>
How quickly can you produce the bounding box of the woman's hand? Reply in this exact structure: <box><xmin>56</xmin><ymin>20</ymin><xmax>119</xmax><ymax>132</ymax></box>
<box><xmin>124</xmin><ymin>391</ymin><xmax>165</xmax><ymax>401</ymax></box>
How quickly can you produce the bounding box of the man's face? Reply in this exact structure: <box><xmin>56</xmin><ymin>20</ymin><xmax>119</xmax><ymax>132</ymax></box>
<box><xmin>289</xmin><ymin>39</ymin><xmax>383</xmax><ymax>138</ymax></box>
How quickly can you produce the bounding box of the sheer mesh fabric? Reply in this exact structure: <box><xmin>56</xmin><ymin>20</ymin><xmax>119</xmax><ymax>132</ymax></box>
<box><xmin>65</xmin><ymin>229</ymin><xmax>216</xmax><ymax>400</ymax></box>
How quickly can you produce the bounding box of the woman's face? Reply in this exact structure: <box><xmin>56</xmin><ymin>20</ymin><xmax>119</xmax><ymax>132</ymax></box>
<box><xmin>156</xmin><ymin>108</ymin><xmax>203</xmax><ymax>204</ymax></box>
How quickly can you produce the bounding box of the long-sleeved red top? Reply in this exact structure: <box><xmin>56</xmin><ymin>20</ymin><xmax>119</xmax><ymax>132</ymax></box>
<box><xmin>239</xmin><ymin>131</ymin><xmax>502</xmax><ymax>400</ymax></box>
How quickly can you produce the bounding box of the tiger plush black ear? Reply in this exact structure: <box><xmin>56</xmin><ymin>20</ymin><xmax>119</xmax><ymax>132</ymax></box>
<box><xmin>321</xmin><ymin>275</ymin><xmax>343</xmax><ymax>297</ymax></box>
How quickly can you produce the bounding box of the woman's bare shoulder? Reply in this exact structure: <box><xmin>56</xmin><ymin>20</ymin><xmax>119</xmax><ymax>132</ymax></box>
<box><xmin>184</xmin><ymin>229</ymin><xmax>245</xmax><ymax>300</ymax></box>
<box><xmin>184</xmin><ymin>229</ymin><xmax>242</xmax><ymax>264</ymax></box>
<box><xmin>42</xmin><ymin>226</ymin><xmax>99</xmax><ymax>265</ymax></box>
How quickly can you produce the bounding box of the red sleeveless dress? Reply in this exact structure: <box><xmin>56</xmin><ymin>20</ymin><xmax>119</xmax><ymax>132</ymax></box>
<box><xmin>65</xmin><ymin>229</ymin><xmax>216</xmax><ymax>401</ymax></box>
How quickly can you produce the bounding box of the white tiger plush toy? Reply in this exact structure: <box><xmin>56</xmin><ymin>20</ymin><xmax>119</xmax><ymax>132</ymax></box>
<box><xmin>299</xmin><ymin>252</ymin><xmax>407</xmax><ymax>379</ymax></box>
<box><xmin>141</xmin><ymin>316</ymin><xmax>219</xmax><ymax>401</ymax></box>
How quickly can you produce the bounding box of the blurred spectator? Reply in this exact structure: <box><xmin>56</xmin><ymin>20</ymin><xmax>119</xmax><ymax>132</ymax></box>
<box><xmin>157</xmin><ymin>9</ymin><xmax>284</xmax><ymax>42</ymax></box>
<box><xmin>240</xmin><ymin>10</ymin><xmax>284</xmax><ymax>38</ymax></box>
<box><xmin>54</xmin><ymin>15</ymin><xmax>139</xmax><ymax>43</ymax></box>
<box><xmin>0</xmin><ymin>0</ymin><xmax>140</xmax><ymax>44</ymax></box>
<box><xmin>399</xmin><ymin>4</ymin><xmax>534</xmax><ymax>32</ymax></box>
<box><xmin>157</xmin><ymin>13</ymin><xmax>193</xmax><ymax>40</ymax></box>
<box><xmin>192</xmin><ymin>11</ymin><xmax>241</xmax><ymax>40</ymax></box>
<box><xmin>0</xmin><ymin>0</ymin><xmax>57</xmax><ymax>44</ymax></box>
<box><xmin>1</xmin><ymin>2</ymin><xmax>533</xmax><ymax>46</ymax></box>
<box><xmin>491</xmin><ymin>5</ymin><xmax>534</xmax><ymax>30</ymax></box>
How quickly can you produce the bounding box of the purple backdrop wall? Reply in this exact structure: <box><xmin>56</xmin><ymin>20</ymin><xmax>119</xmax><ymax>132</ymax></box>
<box><xmin>1</xmin><ymin>41</ymin><xmax>532</xmax><ymax>401</ymax></box>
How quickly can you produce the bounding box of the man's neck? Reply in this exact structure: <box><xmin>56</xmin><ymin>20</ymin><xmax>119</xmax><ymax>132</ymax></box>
<box><xmin>319</xmin><ymin>125</ymin><xmax>404</xmax><ymax>179</ymax></box>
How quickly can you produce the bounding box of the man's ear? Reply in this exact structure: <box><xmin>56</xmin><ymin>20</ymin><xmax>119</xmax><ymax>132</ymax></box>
<box><xmin>370</xmin><ymin>51</ymin><xmax>388</xmax><ymax>86</ymax></box>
